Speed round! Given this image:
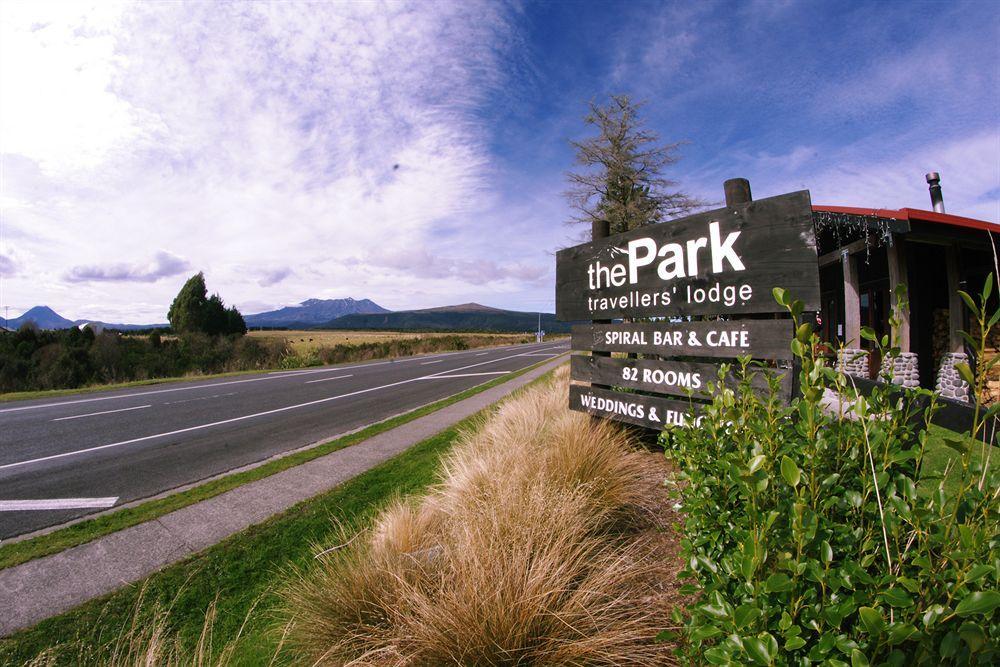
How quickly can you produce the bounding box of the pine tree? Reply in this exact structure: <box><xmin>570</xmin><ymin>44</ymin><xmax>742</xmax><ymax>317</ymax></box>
<box><xmin>167</xmin><ymin>273</ymin><xmax>246</xmax><ymax>337</ymax></box>
<box><xmin>226</xmin><ymin>306</ymin><xmax>247</xmax><ymax>336</ymax></box>
<box><xmin>565</xmin><ymin>94</ymin><xmax>704</xmax><ymax>235</ymax></box>
<box><xmin>204</xmin><ymin>294</ymin><xmax>228</xmax><ymax>336</ymax></box>
<box><xmin>167</xmin><ymin>273</ymin><xmax>209</xmax><ymax>334</ymax></box>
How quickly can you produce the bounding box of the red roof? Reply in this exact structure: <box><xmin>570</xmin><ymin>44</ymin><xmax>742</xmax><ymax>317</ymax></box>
<box><xmin>813</xmin><ymin>205</ymin><xmax>999</xmax><ymax>233</ymax></box>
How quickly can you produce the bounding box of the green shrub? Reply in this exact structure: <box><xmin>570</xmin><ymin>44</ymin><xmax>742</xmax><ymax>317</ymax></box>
<box><xmin>663</xmin><ymin>282</ymin><xmax>999</xmax><ymax>665</ymax></box>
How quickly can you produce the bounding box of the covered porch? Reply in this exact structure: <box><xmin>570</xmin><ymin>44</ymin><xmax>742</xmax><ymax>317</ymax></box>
<box><xmin>812</xmin><ymin>204</ymin><xmax>999</xmax><ymax>403</ymax></box>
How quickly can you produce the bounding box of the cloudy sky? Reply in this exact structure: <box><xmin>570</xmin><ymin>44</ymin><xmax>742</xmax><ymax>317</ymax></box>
<box><xmin>1</xmin><ymin>0</ymin><xmax>997</xmax><ymax>323</ymax></box>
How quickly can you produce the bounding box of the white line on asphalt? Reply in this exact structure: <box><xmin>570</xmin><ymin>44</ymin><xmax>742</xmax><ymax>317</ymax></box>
<box><xmin>0</xmin><ymin>346</ymin><xmax>569</xmax><ymax>473</ymax></box>
<box><xmin>522</xmin><ymin>353</ymin><xmax>561</xmax><ymax>357</ymax></box>
<box><xmin>423</xmin><ymin>345</ymin><xmax>567</xmax><ymax>379</ymax></box>
<box><xmin>421</xmin><ymin>360</ymin><xmax>443</xmax><ymax>365</ymax></box>
<box><xmin>0</xmin><ymin>497</ymin><xmax>119</xmax><ymax>511</ymax></box>
<box><xmin>52</xmin><ymin>405</ymin><xmax>151</xmax><ymax>422</ymax></box>
<box><xmin>164</xmin><ymin>392</ymin><xmax>238</xmax><ymax>406</ymax></box>
<box><xmin>475</xmin><ymin>352</ymin><xmax>488</xmax><ymax>356</ymax></box>
<box><xmin>304</xmin><ymin>374</ymin><xmax>354</xmax><ymax>384</ymax></box>
<box><xmin>0</xmin><ymin>342</ymin><xmax>557</xmax><ymax>415</ymax></box>
<box><xmin>419</xmin><ymin>372</ymin><xmax>510</xmax><ymax>379</ymax></box>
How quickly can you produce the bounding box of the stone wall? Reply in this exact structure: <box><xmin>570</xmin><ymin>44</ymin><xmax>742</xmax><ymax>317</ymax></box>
<box><xmin>837</xmin><ymin>348</ymin><xmax>869</xmax><ymax>378</ymax></box>
<box><xmin>880</xmin><ymin>352</ymin><xmax>920</xmax><ymax>388</ymax></box>
<box><xmin>936</xmin><ymin>352</ymin><xmax>971</xmax><ymax>402</ymax></box>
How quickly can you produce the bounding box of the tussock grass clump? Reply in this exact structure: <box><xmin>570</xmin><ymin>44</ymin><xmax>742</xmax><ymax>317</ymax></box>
<box><xmin>283</xmin><ymin>366</ymin><xmax>674</xmax><ymax>665</ymax></box>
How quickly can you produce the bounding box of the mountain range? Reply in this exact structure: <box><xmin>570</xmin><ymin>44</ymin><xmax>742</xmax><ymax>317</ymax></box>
<box><xmin>3</xmin><ymin>306</ymin><xmax>167</xmax><ymax>332</ymax></box>
<box><xmin>4</xmin><ymin>299</ymin><xmax>566</xmax><ymax>333</ymax></box>
<box><xmin>244</xmin><ymin>297</ymin><xmax>388</xmax><ymax>328</ymax></box>
<box><xmin>325</xmin><ymin>303</ymin><xmax>570</xmax><ymax>333</ymax></box>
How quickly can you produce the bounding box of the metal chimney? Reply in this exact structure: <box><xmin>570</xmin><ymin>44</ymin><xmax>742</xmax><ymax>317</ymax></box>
<box><xmin>926</xmin><ymin>172</ymin><xmax>945</xmax><ymax>213</ymax></box>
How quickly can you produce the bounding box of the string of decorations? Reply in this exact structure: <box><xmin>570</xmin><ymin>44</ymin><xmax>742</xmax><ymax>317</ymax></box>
<box><xmin>812</xmin><ymin>210</ymin><xmax>897</xmax><ymax>262</ymax></box>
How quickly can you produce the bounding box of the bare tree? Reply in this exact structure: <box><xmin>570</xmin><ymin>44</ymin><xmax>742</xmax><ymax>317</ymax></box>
<box><xmin>565</xmin><ymin>94</ymin><xmax>704</xmax><ymax>235</ymax></box>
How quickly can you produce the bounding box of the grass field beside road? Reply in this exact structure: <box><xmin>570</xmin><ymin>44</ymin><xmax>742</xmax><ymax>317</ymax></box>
<box><xmin>248</xmin><ymin>329</ymin><xmax>529</xmax><ymax>355</ymax></box>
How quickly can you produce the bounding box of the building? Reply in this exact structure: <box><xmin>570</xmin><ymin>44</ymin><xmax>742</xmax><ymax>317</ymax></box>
<box><xmin>812</xmin><ymin>174</ymin><xmax>999</xmax><ymax>402</ymax></box>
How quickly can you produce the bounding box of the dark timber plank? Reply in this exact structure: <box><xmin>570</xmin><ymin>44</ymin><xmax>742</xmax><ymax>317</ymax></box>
<box><xmin>556</xmin><ymin>190</ymin><xmax>819</xmax><ymax>321</ymax></box>
<box><xmin>570</xmin><ymin>354</ymin><xmax>792</xmax><ymax>400</ymax></box>
<box><xmin>571</xmin><ymin>320</ymin><xmax>793</xmax><ymax>360</ymax></box>
<box><xmin>569</xmin><ymin>384</ymin><xmax>703</xmax><ymax>429</ymax></box>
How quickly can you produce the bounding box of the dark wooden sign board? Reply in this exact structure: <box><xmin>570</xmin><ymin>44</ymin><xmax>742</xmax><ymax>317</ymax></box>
<box><xmin>569</xmin><ymin>384</ymin><xmax>703</xmax><ymax>430</ymax></box>
<box><xmin>570</xmin><ymin>354</ymin><xmax>792</xmax><ymax>400</ymax></box>
<box><xmin>556</xmin><ymin>190</ymin><xmax>819</xmax><ymax>321</ymax></box>
<box><xmin>556</xmin><ymin>185</ymin><xmax>821</xmax><ymax>430</ymax></box>
<box><xmin>572</xmin><ymin>320</ymin><xmax>793</xmax><ymax>360</ymax></box>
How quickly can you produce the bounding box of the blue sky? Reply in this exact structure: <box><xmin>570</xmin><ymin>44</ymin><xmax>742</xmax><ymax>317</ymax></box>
<box><xmin>1</xmin><ymin>0</ymin><xmax>997</xmax><ymax>323</ymax></box>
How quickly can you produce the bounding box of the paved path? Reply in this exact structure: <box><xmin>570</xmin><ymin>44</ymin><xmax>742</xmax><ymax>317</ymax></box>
<box><xmin>0</xmin><ymin>354</ymin><xmax>568</xmax><ymax>637</ymax></box>
<box><xmin>0</xmin><ymin>340</ymin><xmax>568</xmax><ymax>538</ymax></box>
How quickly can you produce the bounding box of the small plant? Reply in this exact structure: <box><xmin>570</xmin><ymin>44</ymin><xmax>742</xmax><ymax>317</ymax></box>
<box><xmin>664</xmin><ymin>280</ymin><xmax>999</xmax><ymax>665</ymax></box>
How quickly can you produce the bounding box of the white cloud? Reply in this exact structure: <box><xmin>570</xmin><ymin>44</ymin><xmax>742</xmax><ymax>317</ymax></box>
<box><xmin>64</xmin><ymin>250</ymin><xmax>190</xmax><ymax>283</ymax></box>
<box><xmin>0</xmin><ymin>1</ymin><xmax>541</xmax><ymax>321</ymax></box>
<box><xmin>739</xmin><ymin>131</ymin><xmax>1000</xmax><ymax>222</ymax></box>
<box><xmin>0</xmin><ymin>1</ymin><xmax>149</xmax><ymax>174</ymax></box>
<box><xmin>256</xmin><ymin>267</ymin><xmax>293</xmax><ymax>288</ymax></box>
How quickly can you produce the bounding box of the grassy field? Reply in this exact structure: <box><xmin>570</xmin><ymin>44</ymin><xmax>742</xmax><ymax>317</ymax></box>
<box><xmin>248</xmin><ymin>329</ymin><xmax>528</xmax><ymax>355</ymax></box>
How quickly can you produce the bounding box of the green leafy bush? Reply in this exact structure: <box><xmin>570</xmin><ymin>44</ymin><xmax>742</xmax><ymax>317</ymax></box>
<box><xmin>663</xmin><ymin>281</ymin><xmax>999</xmax><ymax>665</ymax></box>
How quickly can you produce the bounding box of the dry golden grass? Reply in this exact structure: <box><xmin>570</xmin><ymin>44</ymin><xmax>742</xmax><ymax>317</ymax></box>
<box><xmin>282</xmin><ymin>365</ymin><xmax>678</xmax><ymax>666</ymax></box>
<box><xmin>249</xmin><ymin>330</ymin><xmax>524</xmax><ymax>355</ymax></box>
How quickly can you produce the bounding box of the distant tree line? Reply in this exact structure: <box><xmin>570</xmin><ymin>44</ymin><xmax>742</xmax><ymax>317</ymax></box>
<box><xmin>0</xmin><ymin>272</ymin><xmax>258</xmax><ymax>393</ymax></box>
<box><xmin>0</xmin><ymin>324</ymin><xmax>285</xmax><ymax>393</ymax></box>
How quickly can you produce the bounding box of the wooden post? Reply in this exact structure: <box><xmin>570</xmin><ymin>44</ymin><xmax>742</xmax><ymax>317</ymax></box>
<box><xmin>886</xmin><ymin>238</ymin><xmax>911</xmax><ymax>352</ymax></box>
<box><xmin>591</xmin><ymin>219</ymin><xmax>612</xmax><ymax>395</ymax></box>
<box><xmin>724</xmin><ymin>178</ymin><xmax>752</xmax><ymax>207</ymax></box>
<box><xmin>946</xmin><ymin>245</ymin><xmax>964</xmax><ymax>353</ymax></box>
<box><xmin>843</xmin><ymin>250</ymin><xmax>861</xmax><ymax>346</ymax></box>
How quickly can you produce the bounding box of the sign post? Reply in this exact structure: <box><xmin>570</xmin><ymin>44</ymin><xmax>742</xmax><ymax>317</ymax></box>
<box><xmin>556</xmin><ymin>182</ymin><xmax>820</xmax><ymax>429</ymax></box>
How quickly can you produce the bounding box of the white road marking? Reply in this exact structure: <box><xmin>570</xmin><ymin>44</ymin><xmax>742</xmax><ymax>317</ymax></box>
<box><xmin>0</xmin><ymin>345</ymin><xmax>569</xmax><ymax>473</ymax></box>
<box><xmin>0</xmin><ymin>497</ymin><xmax>119</xmax><ymax>511</ymax></box>
<box><xmin>421</xmin><ymin>360</ymin><xmax>443</xmax><ymax>365</ymax></box>
<box><xmin>419</xmin><ymin>372</ymin><xmax>510</xmax><ymax>379</ymax></box>
<box><xmin>164</xmin><ymin>392</ymin><xmax>238</xmax><ymax>406</ymax></box>
<box><xmin>522</xmin><ymin>353</ymin><xmax>561</xmax><ymax>357</ymax></box>
<box><xmin>423</xmin><ymin>345</ymin><xmax>567</xmax><ymax>378</ymax></box>
<box><xmin>475</xmin><ymin>352</ymin><xmax>488</xmax><ymax>356</ymax></box>
<box><xmin>52</xmin><ymin>405</ymin><xmax>151</xmax><ymax>422</ymax></box>
<box><xmin>304</xmin><ymin>374</ymin><xmax>353</xmax><ymax>384</ymax></box>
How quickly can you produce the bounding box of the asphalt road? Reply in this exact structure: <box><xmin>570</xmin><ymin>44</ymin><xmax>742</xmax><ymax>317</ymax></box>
<box><xmin>0</xmin><ymin>340</ymin><xmax>569</xmax><ymax>539</ymax></box>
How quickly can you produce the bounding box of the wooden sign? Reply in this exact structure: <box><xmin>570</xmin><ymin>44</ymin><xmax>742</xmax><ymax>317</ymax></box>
<box><xmin>570</xmin><ymin>354</ymin><xmax>792</xmax><ymax>400</ymax></box>
<box><xmin>569</xmin><ymin>384</ymin><xmax>703</xmax><ymax>430</ymax></box>
<box><xmin>557</xmin><ymin>183</ymin><xmax>820</xmax><ymax>430</ymax></box>
<box><xmin>556</xmin><ymin>190</ymin><xmax>818</xmax><ymax>321</ymax></box>
<box><xmin>572</xmin><ymin>321</ymin><xmax>793</xmax><ymax>360</ymax></box>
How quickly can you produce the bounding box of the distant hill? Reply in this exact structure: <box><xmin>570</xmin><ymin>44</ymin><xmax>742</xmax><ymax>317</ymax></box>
<box><xmin>322</xmin><ymin>302</ymin><xmax>570</xmax><ymax>333</ymax></box>
<box><xmin>6</xmin><ymin>305</ymin><xmax>166</xmax><ymax>331</ymax></box>
<box><xmin>244</xmin><ymin>297</ymin><xmax>389</xmax><ymax>328</ymax></box>
<box><xmin>6</xmin><ymin>306</ymin><xmax>76</xmax><ymax>330</ymax></box>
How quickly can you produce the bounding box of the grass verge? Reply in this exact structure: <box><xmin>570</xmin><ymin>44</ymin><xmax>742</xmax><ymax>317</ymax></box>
<box><xmin>0</xmin><ymin>366</ymin><xmax>565</xmax><ymax>666</ymax></box>
<box><xmin>0</xmin><ymin>355</ymin><xmax>564</xmax><ymax>571</ymax></box>
<box><xmin>921</xmin><ymin>423</ymin><xmax>992</xmax><ymax>497</ymax></box>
